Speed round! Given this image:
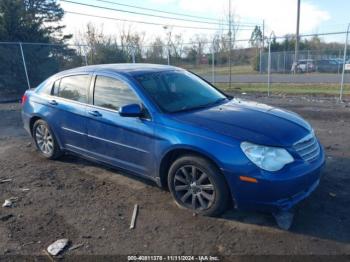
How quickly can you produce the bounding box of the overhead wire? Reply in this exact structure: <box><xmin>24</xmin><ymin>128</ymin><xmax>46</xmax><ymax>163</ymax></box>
<box><xmin>92</xmin><ymin>0</ymin><xmax>259</xmax><ymax>27</ymax></box>
<box><xmin>61</xmin><ymin>0</ymin><xmax>257</xmax><ymax>29</ymax></box>
<box><xmin>64</xmin><ymin>10</ymin><xmax>254</xmax><ymax>31</ymax></box>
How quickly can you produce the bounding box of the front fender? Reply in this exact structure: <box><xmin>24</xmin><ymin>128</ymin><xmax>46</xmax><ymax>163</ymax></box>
<box><xmin>153</xmin><ymin>123</ymin><xmax>249</xmax><ymax>191</ymax></box>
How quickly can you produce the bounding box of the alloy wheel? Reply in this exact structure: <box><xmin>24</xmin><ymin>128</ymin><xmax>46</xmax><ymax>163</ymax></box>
<box><xmin>35</xmin><ymin>124</ymin><xmax>54</xmax><ymax>155</ymax></box>
<box><xmin>173</xmin><ymin>165</ymin><xmax>215</xmax><ymax>211</ymax></box>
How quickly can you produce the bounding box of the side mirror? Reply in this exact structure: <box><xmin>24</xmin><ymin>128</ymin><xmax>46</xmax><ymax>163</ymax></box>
<box><xmin>119</xmin><ymin>104</ymin><xmax>143</xmax><ymax>117</ymax></box>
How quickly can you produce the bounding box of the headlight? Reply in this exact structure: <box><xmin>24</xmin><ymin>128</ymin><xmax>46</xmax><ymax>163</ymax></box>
<box><xmin>240</xmin><ymin>142</ymin><xmax>294</xmax><ymax>172</ymax></box>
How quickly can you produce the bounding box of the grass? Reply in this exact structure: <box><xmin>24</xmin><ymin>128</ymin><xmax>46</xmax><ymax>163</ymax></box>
<box><xmin>215</xmin><ymin>83</ymin><xmax>350</xmax><ymax>96</ymax></box>
<box><xmin>179</xmin><ymin>64</ymin><xmax>348</xmax><ymax>77</ymax></box>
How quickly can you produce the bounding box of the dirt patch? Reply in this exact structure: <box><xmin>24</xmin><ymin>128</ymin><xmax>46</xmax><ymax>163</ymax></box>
<box><xmin>0</xmin><ymin>96</ymin><xmax>349</xmax><ymax>258</ymax></box>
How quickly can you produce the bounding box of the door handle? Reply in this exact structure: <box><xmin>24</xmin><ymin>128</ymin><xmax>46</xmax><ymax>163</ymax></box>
<box><xmin>48</xmin><ymin>100</ymin><xmax>58</xmax><ymax>105</ymax></box>
<box><xmin>88</xmin><ymin>110</ymin><xmax>102</xmax><ymax>117</ymax></box>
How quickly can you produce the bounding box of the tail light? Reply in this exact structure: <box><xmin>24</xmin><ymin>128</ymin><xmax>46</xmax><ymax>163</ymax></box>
<box><xmin>21</xmin><ymin>94</ymin><xmax>27</xmax><ymax>105</ymax></box>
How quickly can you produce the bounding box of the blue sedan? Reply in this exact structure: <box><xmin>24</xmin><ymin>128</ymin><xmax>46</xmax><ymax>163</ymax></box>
<box><xmin>21</xmin><ymin>64</ymin><xmax>325</xmax><ymax>216</ymax></box>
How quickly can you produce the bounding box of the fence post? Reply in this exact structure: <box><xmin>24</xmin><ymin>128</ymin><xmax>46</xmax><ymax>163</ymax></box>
<box><xmin>267</xmin><ymin>43</ymin><xmax>271</xmax><ymax>96</ymax></box>
<box><xmin>167</xmin><ymin>45</ymin><xmax>170</xmax><ymax>65</ymax></box>
<box><xmin>132</xmin><ymin>47</ymin><xmax>136</xmax><ymax>63</ymax></box>
<box><xmin>338</xmin><ymin>49</ymin><xmax>341</xmax><ymax>75</ymax></box>
<box><xmin>340</xmin><ymin>23</ymin><xmax>350</xmax><ymax>101</ymax></box>
<box><xmin>212</xmin><ymin>42</ymin><xmax>215</xmax><ymax>84</ymax></box>
<box><xmin>267</xmin><ymin>31</ymin><xmax>275</xmax><ymax>96</ymax></box>
<box><xmin>259</xmin><ymin>48</ymin><xmax>262</xmax><ymax>74</ymax></box>
<box><xmin>84</xmin><ymin>53</ymin><xmax>88</xmax><ymax>66</ymax></box>
<box><xmin>82</xmin><ymin>45</ymin><xmax>88</xmax><ymax>66</ymax></box>
<box><xmin>19</xmin><ymin>42</ymin><xmax>31</xmax><ymax>90</ymax></box>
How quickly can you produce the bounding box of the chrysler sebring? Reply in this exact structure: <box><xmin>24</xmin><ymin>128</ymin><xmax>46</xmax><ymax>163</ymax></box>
<box><xmin>21</xmin><ymin>64</ymin><xmax>325</xmax><ymax>216</ymax></box>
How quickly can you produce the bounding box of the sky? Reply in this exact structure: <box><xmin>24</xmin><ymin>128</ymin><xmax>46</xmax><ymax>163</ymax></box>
<box><xmin>59</xmin><ymin>0</ymin><xmax>350</xmax><ymax>46</ymax></box>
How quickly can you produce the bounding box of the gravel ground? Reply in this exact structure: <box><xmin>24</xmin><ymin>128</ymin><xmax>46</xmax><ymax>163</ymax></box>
<box><xmin>0</xmin><ymin>95</ymin><xmax>349</xmax><ymax>260</ymax></box>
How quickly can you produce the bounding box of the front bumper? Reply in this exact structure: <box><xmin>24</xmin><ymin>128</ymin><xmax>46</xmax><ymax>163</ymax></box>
<box><xmin>224</xmin><ymin>145</ymin><xmax>325</xmax><ymax>212</ymax></box>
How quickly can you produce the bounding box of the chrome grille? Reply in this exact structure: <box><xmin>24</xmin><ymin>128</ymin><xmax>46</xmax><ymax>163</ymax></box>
<box><xmin>293</xmin><ymin>133</ymin><xmax>320</xmax><ymax>162</ymax></box>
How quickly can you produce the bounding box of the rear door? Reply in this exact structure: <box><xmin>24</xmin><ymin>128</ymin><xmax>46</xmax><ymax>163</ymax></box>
<box><xmin>49</xmin><ymin>74</ymin><xmax>91</xmax><ymax>152</ymax></box>
<box><xmin>85</xmin><ymin>73</ymin><xmax>155</xmax><ymax>177</ymax></box>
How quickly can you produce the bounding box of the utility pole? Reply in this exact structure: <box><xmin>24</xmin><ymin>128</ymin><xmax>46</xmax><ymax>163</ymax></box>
<box><xmin>163</xmin><ymin>25</ymin><xmax>171</xmax><ymax>65</ymax></box>
<box><xmin>228</xmin><ymin>0</ymin><xmax>232</xmax><ymax>89</ymax></box>
<box><xmin>293</xmin><ymin>0</ymin><xmax>301</xmax><ymax>73</ymax></box>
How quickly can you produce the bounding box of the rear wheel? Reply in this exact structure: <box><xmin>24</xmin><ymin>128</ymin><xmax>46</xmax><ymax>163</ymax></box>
<box><xmin>168</xmin><ymin>155</ymin><xmax>229</xmax><ymax>216</ymax></box>
<box><xmin>33</xmin><ymin>119</ymin><xmax>62</xmax><ymax>159</ymax></box>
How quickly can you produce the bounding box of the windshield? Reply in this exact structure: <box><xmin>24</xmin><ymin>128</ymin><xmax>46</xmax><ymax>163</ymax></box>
<box><xmin>135</xmin><ymin>70</ymin><xmax>228</xmax><ymax>113</ymax></box>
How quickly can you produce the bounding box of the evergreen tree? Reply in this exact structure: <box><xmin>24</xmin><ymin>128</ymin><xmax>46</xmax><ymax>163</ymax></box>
<box><xmin>0</xmin><ymin>0</ymin><xmax>80</xmax><ymax>97</ymax></box>
<box><xmin>249</xmin><ymin>26</ymin><xmax>263</xmax><ymax>71</ymax></box>
<box><xmin>249</xmin><ymin>26</ymin><xmax>263</xmax><ymax>48</ymax></box>
<box><xmin>0</xmin><ymin>0</ymin><xmax>71</xmax><ymax>42</ymax></box>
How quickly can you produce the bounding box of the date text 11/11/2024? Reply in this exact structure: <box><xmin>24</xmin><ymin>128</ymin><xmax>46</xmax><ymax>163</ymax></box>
<box><xmin>127</xmin><ymin>255</ymin><xmax>220</xmax><ymax>261</ymax></box>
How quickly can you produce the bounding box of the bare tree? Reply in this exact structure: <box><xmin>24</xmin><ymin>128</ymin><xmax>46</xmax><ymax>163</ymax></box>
<box><xmin>74</xmin><ymin>23</ymin><xmax>127</xmax><ymax>64</ymax></box>
<box><xmin>170</xmin><ymin>34</ymin><xmax>185</xmax><ymax>61</ymax></box>
<box><xmin>80</xmin><ymin>23</ymin><xmax>105</xmax><ymax>63</ymax></box>
<box><xmin>209</xmin><ymin>6</ymin><xmax>239</xmax><ymax>67</ymax></box>
<box><xmin>184</xmin><ymin>34</ymin><xmax>208</xmax><ymax>66</ymax></box>
<box><xmin>119</xmin><ymin>24</ymin><xmax>145</xmax><ymax>62</ymax></box>
<box><xmin>145</xmin><ymin>37</ymin><xmax>165</xmax><ymax>63</ymax></box>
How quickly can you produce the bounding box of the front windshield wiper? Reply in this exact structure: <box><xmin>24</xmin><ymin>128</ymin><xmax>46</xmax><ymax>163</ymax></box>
<box><xmin>172</xmin><ymin>97</ymin><xmax>228</xmax><ymax>113</ymax></box>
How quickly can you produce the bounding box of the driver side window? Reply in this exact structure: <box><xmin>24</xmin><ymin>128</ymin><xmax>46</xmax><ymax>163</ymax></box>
<box><xmin>93</xmin><ymin>76</ymin><xmax>140</xmax><ymax>110</ymax></box>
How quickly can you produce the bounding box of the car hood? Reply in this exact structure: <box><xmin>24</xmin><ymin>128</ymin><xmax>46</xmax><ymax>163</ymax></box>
<box><xmin>171</xmin><ymin>99</ymin><xmax>312</xmax><ymax>147</ymax></box>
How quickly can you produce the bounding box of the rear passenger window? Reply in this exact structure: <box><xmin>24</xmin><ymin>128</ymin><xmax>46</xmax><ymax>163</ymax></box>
<box><xmin>56</xmin><ymin>75</ymin><xmax>90</xmax><ymax>103</ymax></box>
<box><xmin>36</xmin><ymin>79</ymin><xmax>51</xmax><ymax>95</ymax></box>
<box><xmin>94</xmin><ymin>76</ymin><xmax>139</xmax><ymax>110</ymax></box>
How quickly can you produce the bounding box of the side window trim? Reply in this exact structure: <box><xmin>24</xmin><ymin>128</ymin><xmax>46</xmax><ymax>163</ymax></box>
<box><xmin>92</xmin><ymin>74</ymin><xmax>99</xmax><ymax>107</ymax></box>
<box><xmin>51</xmin><ymin>78</ymin><xmax>61</xmax><ymax>96</ymax></box>
<box><xmin>88</xmin><ymin>74</ymin><xmax>96</xmax><ymax>106</ymax></box>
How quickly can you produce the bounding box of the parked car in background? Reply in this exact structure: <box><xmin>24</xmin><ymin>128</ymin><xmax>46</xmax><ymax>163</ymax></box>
<box><xmin>316</xmin><ymin>59</ymin><xmax>342</xmax><ymax>73</ymax></box>
<box><xmin>291</xmin><ymin>59</ymin><xmax>315</xmax><ymax>73</ymax></box>
<box><xmin>21</xmin><ymin>64</ymin><xmax>325</xmax><ymax>217</ymax></box>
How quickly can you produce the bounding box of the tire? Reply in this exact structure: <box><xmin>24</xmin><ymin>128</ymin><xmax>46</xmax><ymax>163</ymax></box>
<box><xmin>168</xmin><ymin>155</ymin><xmax>230</xmax><ymax>216</ymax></box>
<box><xmin>32</xmin><ymin>119</ymin><xmax>62</xmax><ymax>160</ymax></box>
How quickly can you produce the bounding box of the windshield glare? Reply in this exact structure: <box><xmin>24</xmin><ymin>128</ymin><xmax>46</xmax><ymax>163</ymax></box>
<box><xmin>135</xmin><ymin>70</ymin><xmax>227</xmax><ymax>113</ymax></box>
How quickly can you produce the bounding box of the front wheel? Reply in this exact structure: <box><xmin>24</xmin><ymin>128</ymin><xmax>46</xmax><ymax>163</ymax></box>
<box><xmin>33</xmin><ymin>119</ymin><xmax>62</xmax><ymax>159</ymax></box>
<box><xmin>168</xmin><ymin>155</ymin><xmax>230</xmax><ymax>216</ymax></box>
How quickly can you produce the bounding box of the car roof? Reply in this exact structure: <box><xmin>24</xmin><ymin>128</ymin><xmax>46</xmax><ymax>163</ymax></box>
<box><xmin>53</xmin><ymin>63</ymin><xmax>182</xmax><ymax>78</ymax></box>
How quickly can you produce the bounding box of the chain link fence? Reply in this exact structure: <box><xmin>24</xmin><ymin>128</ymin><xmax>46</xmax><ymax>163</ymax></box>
<box><xmin>0</xmin><ymin>42</ymin><xmax>89</xmax><ymax>101</ymax></box>
<box><xmin>260</xmin><ymin>49</ymin><xmax>346</xmax><ymax>74</ymax></box>
<box><xmin>1</xmin><ymin>39</ymin><xmax>349</xmax><ymax>102</ymax></box>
